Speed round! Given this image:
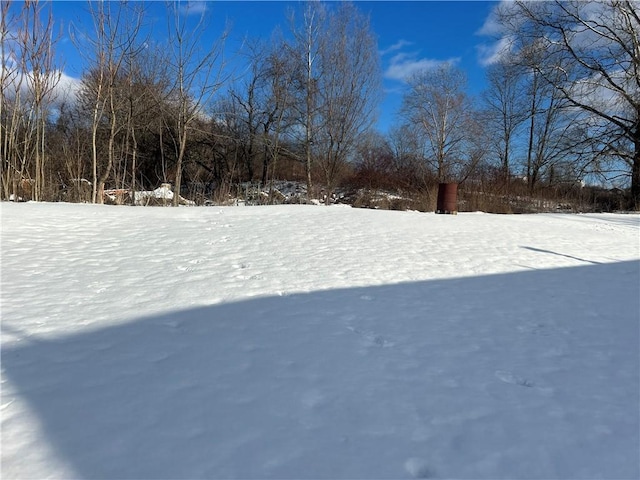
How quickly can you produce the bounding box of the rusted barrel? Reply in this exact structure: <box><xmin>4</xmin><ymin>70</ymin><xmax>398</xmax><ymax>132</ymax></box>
<box><xmin>436</xmin><ymin>183</ymin><xmax>458</xmax><ymax>214</ymax></box>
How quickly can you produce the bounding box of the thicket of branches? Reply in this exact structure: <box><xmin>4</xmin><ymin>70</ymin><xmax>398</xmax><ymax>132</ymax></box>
<box><xmin>1</xmin><ymin>0</ymin><xmax>637</xmax><ymax>211</ymax></box>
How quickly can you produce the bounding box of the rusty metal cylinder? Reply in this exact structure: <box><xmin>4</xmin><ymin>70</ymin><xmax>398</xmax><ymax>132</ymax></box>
<box><xmin>436</xmin><ymin>183</ymin><xmax>458</xmax><ymax>214</ymax></box>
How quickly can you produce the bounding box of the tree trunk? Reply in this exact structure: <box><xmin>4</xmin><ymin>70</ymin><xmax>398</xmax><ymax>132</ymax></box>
<box><xmin>97</xmin><ymin>107</ymin><xmax>118</xmax><ymax>205</ymax></box>
<box><xmin>261</xmin><ymin>141</ymin><xmax>269</xmax><ymax>186</ymax></box>
<box><xmin>305</xmin><ymin>94</ymin><xmax>313</xmax><ymax>202</ymax></box>
<box><xmin>173</xmin><ymin>130</ymin><xmax>188</xmax><ymax>207</ymax></box>
<box><xmin>631</xmin><ymin>130</ymin><xmax>640</xmax><ymax>210</ymax></box>
<box><xmin>91</xmin><ymin>107</ymin><xmax>100</xmax><ymax>203</ymax></box>
<box><xmin>526</xmin><ymin>98</ymin><xmax>536</xmax><ymax>192</ymax></box>
<box><xmin>131</xmin><ymin>127</ymin><xmax>138</xmax><ymax>206</ymax></box>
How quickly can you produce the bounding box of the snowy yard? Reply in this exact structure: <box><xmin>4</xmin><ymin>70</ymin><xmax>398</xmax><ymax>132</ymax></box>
<box><xmin>1</xmin><ymin>202</ymin><xmax>639</xmax><ymax>479</ymax></box>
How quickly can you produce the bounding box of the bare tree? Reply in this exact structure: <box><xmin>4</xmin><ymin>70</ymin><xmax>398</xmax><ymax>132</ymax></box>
<box><xmin>481</xmin><ymin>59</ymin><xmax>528</xmax><ymax>186</ymax></box>
<box><xmin>526</xmin><ymin>75</ymin><xmax>582</xmax><ymax>190</ymax></box>
<box><xmin>22</xmin><ymin>0</ymin><xmax>61</xmax><ymax>201</ymax></box>
<box><xmin>0</xmin><ymin>0</ymin><xmax>23</xmax><ymax>200</ymax></box>
<box><xmin>227</xmin><ymin>40</ymin><xmax>269</xmax><ymax>182</ymax></box>
<box><xmin>232</xmin><ymin>36</ymin><xmax>298</xmax><ymax>190</ymax></box>
<box><xmin>121</xmin><ymin>45</ymin><xmax>171</xmax><ymax>203</ymax></box>
<box><xmin>509</xmin><ymin>37</ymin><xmax>585</xmax><ymax>191</ymax></box>
<box><xmin>287</xmin><ymin>2</ymin><xmax>381</xmax><ymax>201</ymax></box>
<box><xmin>351</xmin><ymin>130</ymin><xmax>397</xmax><ymax>191</ymax></box>
<box><xmin>497</xmin><ymin>0</ymin><xmax>640</xmax><ymax>208</ymax></box>
<box><xmin>74</xmin><ymin>0</ymin><xmax>145</xmax><ymax>204</ymax></box>
<box><xmin>287</xmin><ymin>2</ymin><xmax>325</xmax><ymax>200</ymax></box>
<box><xmin>263</xmin><ymin>43</ymin><xmax>297</xmax><ymax>198</ymax></box>
<box><xmin>400</xmin><ymin>65</ymin><xmax>475</xmax><ymax>182</ymax></box>
<box><xmin>0</xmin><ymin>1</ymin><xmax>61</xmax><ymax>201</ymax></box>
<box><xmin>314</xmin><ymin>2</ymin><xmax>381</xmax><ymax>200</ymax></box>
<box><xmin>165</xmin><ymin>2</ymin><xmax>227</xmax><ymax>206</ymax></box>
<box><xmin>49</xmin><ymin>100</ymin><xmax>92</xmax><ymax>202</ymax></box>
<box><xmin>388</xmin><ymin>124</ymin><xmax>429</xmax><ymax>189</ymax></box>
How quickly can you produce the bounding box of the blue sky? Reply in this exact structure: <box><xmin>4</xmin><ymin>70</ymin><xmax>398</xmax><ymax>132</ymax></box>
<box><xmin>364</xmin><ymin>1</ymin><xmax>498</xmax><ymax>130</ymax></box>
<box><xmin>49</xmin><ymin>1</ymin><xmax>498</xmax><ymax>133</ymax></box>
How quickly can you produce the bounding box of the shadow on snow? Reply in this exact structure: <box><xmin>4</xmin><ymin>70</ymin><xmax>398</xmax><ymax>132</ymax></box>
<box><xmin>2</xmin><ymin>261</ymin><xmax>639</xmax><ymax>479</ymax></box>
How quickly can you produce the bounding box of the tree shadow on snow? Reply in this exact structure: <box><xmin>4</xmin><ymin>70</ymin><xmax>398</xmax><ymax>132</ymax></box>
<box><xmin>520</xmin><ymin>246</ymin><xmax>602</xmax><ymax>265</ymax></box>
<box><xmin>2</xmin><ymin>261</ymin><xmax>639</xmax><ymax>479</ymax></box>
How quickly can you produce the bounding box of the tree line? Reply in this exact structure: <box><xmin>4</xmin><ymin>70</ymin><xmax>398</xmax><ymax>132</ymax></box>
<box><xmin>1</xmin><ymin>0</ymin><xmax>638</xmax><ymax>210</ymax></box>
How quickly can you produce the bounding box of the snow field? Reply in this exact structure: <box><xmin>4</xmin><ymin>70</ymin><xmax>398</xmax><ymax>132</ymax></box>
<box><xmin>1</xmin><ymin>203</ymin><xmax>639</xmax><ymax>479</ymax></box>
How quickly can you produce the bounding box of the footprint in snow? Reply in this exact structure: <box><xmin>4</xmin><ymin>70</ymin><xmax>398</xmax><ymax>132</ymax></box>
<box><xmin>404</xmin><ymin>458</ymin><xmax>433</xmax><ymax>479</ymax></box>
<box><xmin>518</xmin><ymin>323</ymin><xmax>549</xmax><ymax>336</ymax></box>
<box><xmin>176</xmin><ymin>265</ymin><xmax>195</xmax><ymax>272</ymax></box>
<box><xmin>346</xmin><ymin>326</ymin><xmax>395</xmax><ymax>348</ymax></box>
<box><xmin>518</xmin><ymin>322</ymin><xmax>570</xmax><ymax>337</ymax></box>
<box><xmin>495</xmin><ymin>370</ymin><xmax>534</xmax><ymax>388</ymax></box>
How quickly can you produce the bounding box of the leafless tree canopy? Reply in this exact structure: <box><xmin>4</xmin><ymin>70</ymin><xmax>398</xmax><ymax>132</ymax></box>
<box><xmin>400</xmin><ymin>65</ymin><xmax>484</xmax><ymax>183</ymax></box>
<box><xmin>495</xmin><ymin>0</ymin><xmax>640</xmax><ymax>208</ymax></box>
<box><xmin>1</xmin><ymin>0</ymin><xmax>637</xmax><ymax>211</ymax></box>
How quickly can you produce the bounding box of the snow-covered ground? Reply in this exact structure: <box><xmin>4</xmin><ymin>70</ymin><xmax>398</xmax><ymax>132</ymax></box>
<box><xmin>1</xmin><ymin>202</ymin><xmax>639</xmax><ymax>479</ymax></box>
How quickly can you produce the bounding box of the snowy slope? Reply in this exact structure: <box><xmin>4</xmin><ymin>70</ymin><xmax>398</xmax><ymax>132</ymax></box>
<box><xmin>1</xmin><ymin>203</ymin><xmax>639</xmax><ymax>479</ymax></box>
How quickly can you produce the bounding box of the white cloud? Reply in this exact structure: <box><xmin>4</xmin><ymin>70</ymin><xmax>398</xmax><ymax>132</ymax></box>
<box><xmin>179</xmin><ymin>1</ymin><xmax>208</xmax><ymax>16</ymax></box>
<box><xmin>52</xmin><ymin>71</ymin><xmax>81</xmax><ymax>106</ymax></box>
<box><xmin>477</xmin><ymin>35</ymin><xmax>515</xmax><ymax>67</ymax></box>
<box><xmin>476</xmin><ymin>0</ymin><xmax>511</xmax><ymax>37</ymax></box>
<box><xmin>384</xmin><ymin>52</ymin><xmax>459</xmax><ymax>82</ymax></box>
<box><xmin>379</xmin><ymin>40</ymin><xmax>413</xmax><ymax>57</ymax></box>
<box><xmin>475</xmin><ymin>0</ymin><xmax>523</xmax><ymax>67</ymax></box>
<box><xmin>1</xmin><ymin>67</ymin><xmax>81</xmax><ymax>108</ymax></box>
